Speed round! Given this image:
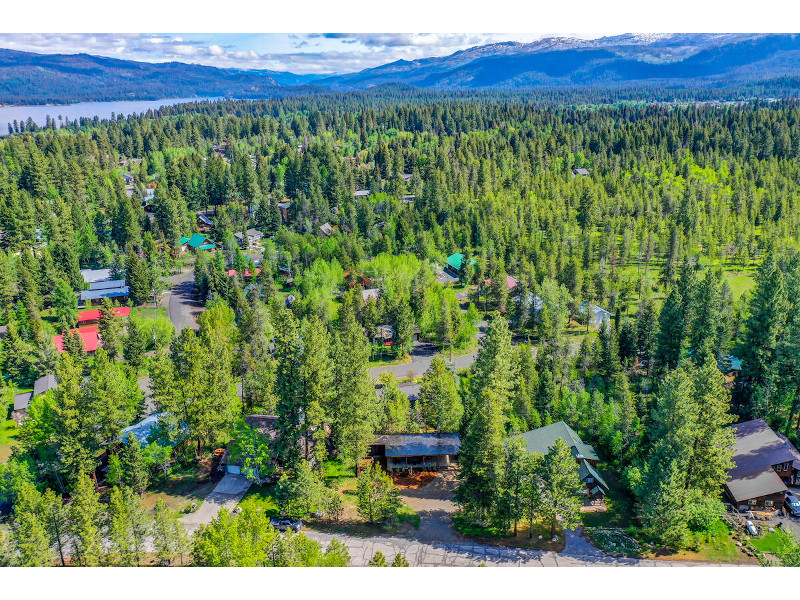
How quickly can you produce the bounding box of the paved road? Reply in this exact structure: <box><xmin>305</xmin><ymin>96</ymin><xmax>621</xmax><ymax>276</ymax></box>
<box><xmin>302</xmin><ymin>529</ymin><xmax>755</xmax><ymax>567</ymax></box>
<box><xmin>166</xmin><ymin>268</ymin><xmax>202</xmax><ymax>332</ymax></box>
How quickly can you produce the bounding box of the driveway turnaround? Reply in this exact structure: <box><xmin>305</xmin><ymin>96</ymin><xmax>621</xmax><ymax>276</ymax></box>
<box><xmin>180</xmin><ymin>474</ymin><xmax>252</xmax><ymax>534</ymax></box>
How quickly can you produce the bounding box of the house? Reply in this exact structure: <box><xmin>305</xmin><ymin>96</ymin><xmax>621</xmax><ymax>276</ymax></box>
<box><xmin>181</xmin><ymin>233</ymin><xmax>215</xmax><ymax>253</ymax></box>
<box><xmin>277</xmin><ymin>201</ymin><xmax>291</xmax><ymax>222</ymax></box>
<box><xmin>362</xmin><ymin>288</ymin><xmax>381</xmax><ymax>303</ymax></box>
<box><xmin>724</xmin><ymin>419</ymin><xmax>800</xmax><ymax>511</ymax></box>
<box><xmin>246</xmin><ymin>228</ymin><xmax>263</xmax><ymax>246</ymax></box>
<box><xmin>81</xmin><ymin>268</ymin><xmax>112</xmax><ymax>284</ymax></box>
<box><xmin>373</xmin><ymin>324</ymin><xmax>394</xmax><ymax>345</ymax></box>
<box><xmin>400</xmin><ymin>173</ymin><xmax>414</xmax><ymax>184</ymax></box>
<box><xmin>368</xmin><ymin>433</ymin><xmax>460</xmax><ymax>473</ymax></box>
<box><xmin>76</xmin><ymin>306</ymin><xmax>131</xmax><ymax>326</ymax></box>
<box><xmin>80</xmin><ymin>279</ymin><xmax>129</xmax><ymax>305</ymax></box>
<box><xmin>354</xmin><ymin>190</ymin><xmax>371</xmax><ymax>198</ymax></box>
<box><xmin>343</xmin><ymin>270</ymin><xmax>373</xmax><ymax>288</ymax></box>
<box><xmin>579</xmin><ymin>302</ymin><xmax>612</xmax><ymax>328</ymax></box>
<box><xmin>12</xmin><ymin>374</ymin><xmax>58</xmax><ymax>424</ymax></box>
<box><xmin>572</xmin><ymin>168</ymin><xmax>590</xmax><ymax>178</ymax></box>
<box><xmin>220</xmin><ymin>415</ymin><xmax>315</xmax><ymax>480</ymax></box>
<box><xmin>197</xmin><ymin>213</ymin><xmax>214</xmax><ymax>231</ymax></box>
<box><xmin>121</xmin><ymin>173</ymin><xmax>134</xmax><ymax>185</ymax></box>
<box><xmin>319</xmin><ymin>222</ymin><xmax>333</xmax><ymax>237</ymax></box>
<box><xmin>483</xmin><ymin>275</ymin><xmax>519</xmax><ymax>292</ymax></box>
<box><xmin>444</xmin><ymin>253</ymin><xmax>476</xmax><ymax>278</ymax></box>
<box><xmin>513</xmin><ymin>292</ymin><xmax>544</xmax><ymax>312</ymax></box>
<box><xmin>226</xmin><ymin>268</ymin><xmax>261</xmax><ymax>278</ymax></box>
<box><xmin>53</xmin><ymin>327</ymin><xmax>101</xmax><ymax>355</ymax></box>
<box><xmin>119</xmin><ymin>412</ymin><xmax>188</xmax><ymax>448</ymax></box>
<box><xmin>401</xmin><ymin>195</ymin><xmax>415</xmax><ymax>204</ymax></box>
<box><xmin>517</xmin><ymin>421</ymin><xmax>609</xmax><ymax>503</ymax></box>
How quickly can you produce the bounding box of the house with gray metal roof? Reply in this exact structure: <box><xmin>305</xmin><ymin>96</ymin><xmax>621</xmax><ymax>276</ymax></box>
<box><xmin>11</xmin><ymin>374</ymin><xmax>58</xmax><ymax>424</ymax></box>
<box><xmin>724</xmin><ymin>419</ymin><xmax>798</xmax><ymax>511</ymax></box>
<box><xmin>369</xmin><ymin>433</ymin><xmax>460</xmax><ymax>472</ymax></box>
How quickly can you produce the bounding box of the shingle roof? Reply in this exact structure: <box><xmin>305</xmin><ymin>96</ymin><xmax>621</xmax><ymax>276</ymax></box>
<box><xmin>373</xmin><ymin>433</ymin><xmax>461</xmax><ymax>457</ymax></box>
<box><xmin>518</xmin><ymin>421</ymin><xmax>599</xmax><ymax>461</ymax></box>
<box><xmin>33</xmin><ymin>374</ymin><xmax>58</xmax><ymax>397</ymax></box>
<box><xmin>13</xmin><ymin>391</ymin><xmax>33</xmax><ymax>412</ymax></box>
<box><xmin>725</xmin><ymin>419</ymin><xmax>795</xmax><ymax>502</ymax></box>
<box><xmin>579</xmin><ymin>460</ymin><xmax>608</xmax><ymax>490</ymax></box>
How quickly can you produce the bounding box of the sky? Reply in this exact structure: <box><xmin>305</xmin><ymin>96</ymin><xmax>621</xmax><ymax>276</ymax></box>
<box><xmin>0</xmin><ymin>33</ymin><xmax>612</xmax><ymax>75</ymax></box>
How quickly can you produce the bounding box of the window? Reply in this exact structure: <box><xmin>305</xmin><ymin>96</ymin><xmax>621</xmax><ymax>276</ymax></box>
<box><xmin>765</xmin><ymin>500</ymin><xmax>774</xmax><ymax>507</ymax></box>
<box><xmin>585</xmin><ymin>477</ymin><xmax>594</xmax><ymax>483</ymax></box>
<box><xmin>748</xmin><ymin>499</ymin><xmax>757</xmax><ymax>505</ymax></box>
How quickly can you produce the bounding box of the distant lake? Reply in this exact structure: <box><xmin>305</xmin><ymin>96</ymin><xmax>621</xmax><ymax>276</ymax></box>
<box><xmin>0</xmin><ymin>97</ymin><xmax>218</xmax><ymax>129</ymax></box>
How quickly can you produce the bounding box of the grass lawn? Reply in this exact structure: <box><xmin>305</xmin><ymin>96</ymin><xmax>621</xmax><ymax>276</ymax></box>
<box><xmin>581</xmin><ymin>464</ymin><xmax>634</xmax><ymax>529</ymax></box>
<box><xmin>1</xmin><ymin>397</ymin><xmax>20</xmax><ymax>463</ymax></box>
<box><xmin>723</xmin><ymin>271</ymin><xmax>755</xmax><ymax>301</ymax></box>
<box><xmin>238</xmin><ymin>483</ymin><xmax>280</xmax><ymax>516</ymax></box>
<box><xmin>140</xmin><ymin>462</ymin><xmax>215</xmax><ymax>514</ymax></box>
<box><xmin>645</xmin><ymin>520</ymin><xmax>752</xmax><ymax>564</ymax></box>
<box><xmin>751</xmin><ymin>529</ymin><xmax>791</xmax><ymax>553</ymax></box>
<box><xmin>131</xmin><ymin>306</ymin><xmax>168</xmax><ymax>321</ymax></box>
<box><xmin>369</xmin><ymin>353</ymin><xmax>413</xmax><ymax>367</ymax></box>
<box><xmin>453</xmin><ymin>515</ymin><xmax>567</xmax><ymax>552</ymax></box>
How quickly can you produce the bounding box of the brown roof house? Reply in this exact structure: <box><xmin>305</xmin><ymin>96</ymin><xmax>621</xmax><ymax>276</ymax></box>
<box><xmin>724</xmin><ymin>419</ymin><xmax>799</xmax><ymax>512</ymax></box>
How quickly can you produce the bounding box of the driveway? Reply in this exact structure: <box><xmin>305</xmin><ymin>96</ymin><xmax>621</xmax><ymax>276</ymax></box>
<box><xmin>398</xmin><ymin>471</ymin><xmax>461</xmax><ymax>543</ymax></box>
<box><xmin>180</xmin><ymin>474</ymin><xmax>252</xmax><ymax>534</ymax></box>
<box><xmin>369</xmin><ymin>321</ymin><xmax>487</xmax><ymax>380</ymax></box>
<box><xmin>166</xmin><ymin>267</ymin><xmax>202</xmax><ymax>332</ymax></box>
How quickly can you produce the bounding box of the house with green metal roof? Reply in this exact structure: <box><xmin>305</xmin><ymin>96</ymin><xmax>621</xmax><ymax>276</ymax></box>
<box><xmin>180</xmin><ymin>233</ymin><xmax>216</xmax><ymax>252</ymax></box>
<box><xmin>516</xmin><ymin>421</ymin><xmax>608</xmax><ymax>504</ymax></box>
<box><xmin>445</xmin><ymin>253</ymin><xmax>476</xmax><ymax>276</ymax></box>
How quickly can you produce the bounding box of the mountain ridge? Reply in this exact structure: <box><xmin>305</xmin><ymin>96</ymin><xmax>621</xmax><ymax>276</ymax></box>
<box><xmin>1</xmin><ymin>33</ymin><xmax>800</xmax><ymax>104</ymax></box>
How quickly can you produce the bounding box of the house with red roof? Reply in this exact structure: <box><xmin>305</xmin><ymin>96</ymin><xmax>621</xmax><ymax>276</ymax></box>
<box><xmin>53</xmin><ymin>326</ymin><xmax>101</xmax><ymax>355</ymax></box>
<box><xmin>76</xmin><ymin>306</ymin><xmax>131</xmax><ymax>326</ymax></box>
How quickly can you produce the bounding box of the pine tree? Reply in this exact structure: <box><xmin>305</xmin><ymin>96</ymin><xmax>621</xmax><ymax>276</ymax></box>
<box><xmin>53</xmin><ymin>278</ymin><xmax>77</xmax><ymax>332</ymax></box>
<box><xmin>298</xmin><ymin>317</ymin><xmax>332</xmax><ymax>464</ymax></box>
<box><xmin>379</xmin><ymin>371</ymin><xmax>411</xmax><ymax>433</ymax></box>
<box><xmin>356</xmin><ymin>462</ymin><xmax>401</xmax><ymax>524</ymax></box>
<box><xmin>390</xmin><ymin>552</ymin><xmax>410</xmax><ymax>566</ymax></box>
<box><xmin>98</xmin><ymin>297</ymin><xmax>122</xmax><ymax>359</ymax></box>
<box><xmin>418</xmin><ymin>354</ymin><xmax>463</xmax><ymax>432</ymax></box>
<box><xmin>69</xmin><ymin>473</ymin><xmax>102</xmax><ymax>566</ymax></box>
<box><xmin>538</xmin><ymin>437</ymin><xmax>583</xmax><ymax>538</ymax></box>
<box><xmin>123</xmin><ymin>316</ymin><xmax>148</xmax><ymax>370</ymax></box>
<box><xmin>121</xmin><ymin>434</ymin><xmax>150</xmax><ymax>494</ymax></box>
<box><xmin>654</xmin><ymin>288</ymin><xmax>684</xmax><ymax>376</ymax></box>
<box><xmin>41</xmin><ymin>488</ymin><xmax>69</xmax><ymax>567</ymax></box>
<box><xmin>10</xmin><ymin>481</ymin><xmax>52</xmax><ymax>566</ymax></box>
<box><xmin>153</xmin><ymin>498</ymin><xmax>187</xmax><ymax>566</ymax></box>
<box><xmin>455</xmin><ymin>388</ymin><xmax>506</xmax><ymax>524</ymax></box>
<box><xmin>369</xmin><ymin>550</ymin><xmax>388</xmax><ymax>566</ymax></box>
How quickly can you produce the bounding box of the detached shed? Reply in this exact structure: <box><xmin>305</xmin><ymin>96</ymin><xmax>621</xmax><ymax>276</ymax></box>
<box><xmin>369</xmin><ymin>433</ymin><xmax>460</xmax><ymax>473</ymax></box>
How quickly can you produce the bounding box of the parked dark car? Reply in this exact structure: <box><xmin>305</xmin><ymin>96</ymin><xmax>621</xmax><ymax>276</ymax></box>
<box><xmin>785</xmin><ymin>493</ymin><xmax>800</xmax><ymax>517</ymax></box>
<box><xmin>270</xmin><ymin>517</ymin><xmax>303</xmax><ymax>532</ymax></box>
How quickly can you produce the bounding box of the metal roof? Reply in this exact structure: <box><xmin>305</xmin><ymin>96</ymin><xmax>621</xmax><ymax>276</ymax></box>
<box><xmin>81</xmin><ymin>268</ymin><xmax>112</xmax><ymax>283</ymax></box>
<box><xmin>373</xmin><ymin>433</ymin><xmax>461</xmax><ymax>457</ymax></box>
<box><xmin>80</xmin><ymin>287</ymin><xmax>129</xmax><ymax>301</ymax></box>
<box><xmin>33</xmin><ymin>374</ymin><xmax>58</xmax><ymax>397</ymax></box>
<box><xmin>89</xmin><ymin>279</ymin><xmax>126</xmax><ymax>290</ymax></box>
<box><xmin>13</xmin><ymin>391</ymin><xmax>32</xmax><ymax>412</ymax></box>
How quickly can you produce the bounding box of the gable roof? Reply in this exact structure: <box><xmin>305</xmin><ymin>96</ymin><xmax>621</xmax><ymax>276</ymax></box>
<box><xmin>53</xmin><ymin>327</ymin><xmax>101</xmax><ymax>353</ymax></box>
<box><xmin>13</xmin><ymin>391</ymin><xmax>33</xmax><ymax>412</ymax></box>
<box><xmin>81</xmin><ymin>268</ymin><xmax>112</xmax><ymax>284</ymax></box>
<box><xmin>33</xmin><ymin>374</ymin><xmax>58</xmax><ymax>397</ymax></box>
<box><xmin>76</xmin><ymin>306</ymin><xmax>130</xmax><ymax>323</ymax></box>
<box><xmin>179</xmin><ymin>236</ymin><xmax>191</xmax><ymax>246</ymax></box>
<box><xmin>579</xmin><ymin>460</ymin><xmax>608</xmax><ymax>490</ymax></box>
<box><xmin>725</xmin><ymin>419</ymin><xmax>794</xmax><ymax>503</ymax></box>
<box><xmin>187</xmin><ymin>233</ymin><xmax>207</xmax><ymax>248</ymax></box>
<box><xmin>373</xmin><ymin>433</ymin><xmax>461</xmax><ymax>457</ymax></box>
<box><xmin>197</xmin><ymin>214</ymin><xmax>214</xmax><ymax>226</ymax></box>
<box><xmin>518</xmin><ymin>421</ymin><xmax>599</xmax><ymax>462</ymax></box>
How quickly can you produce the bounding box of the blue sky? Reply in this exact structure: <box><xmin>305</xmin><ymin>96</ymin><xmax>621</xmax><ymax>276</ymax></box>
<box><xmin>0</xmin><ymin>33</ymin><xmax>610</xmax><ymax>74</ymax></box>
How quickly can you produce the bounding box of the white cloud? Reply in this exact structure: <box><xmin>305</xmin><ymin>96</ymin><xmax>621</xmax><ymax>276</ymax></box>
<box><xmin>0</xmin><ymin>32</ymin><xmax>607</xmax><ymax>75</ymax></box>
